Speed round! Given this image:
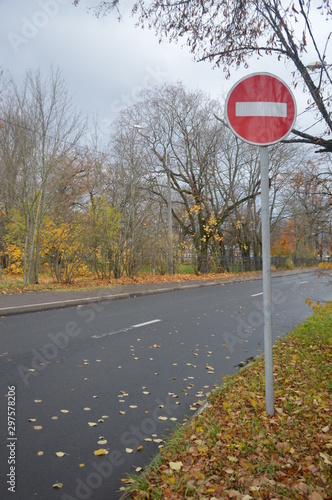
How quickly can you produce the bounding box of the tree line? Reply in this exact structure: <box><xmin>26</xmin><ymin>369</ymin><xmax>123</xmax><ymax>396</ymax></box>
<box><xmin>0</xmin><ymin>69</ymin><xmax>331</xmax><ymax>284</ymax></box>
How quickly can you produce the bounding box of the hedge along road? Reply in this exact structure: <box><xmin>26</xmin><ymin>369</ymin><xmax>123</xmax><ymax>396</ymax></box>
<box><xmin>0</xmin><ymin>271</ymin><xmax>330</xmax><ymax>500</ymax></box>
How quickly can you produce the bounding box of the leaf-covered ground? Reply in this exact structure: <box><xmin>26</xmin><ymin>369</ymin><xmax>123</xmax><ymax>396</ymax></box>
<box><xmin>0</xmin><ymin>271</ymin><xmax>262</xmax><ymax>295</ymax></box>
<box><xmin>123</xmin><ymin>302</ymin><xmax>332</xmax><ymax>500</ymax></box>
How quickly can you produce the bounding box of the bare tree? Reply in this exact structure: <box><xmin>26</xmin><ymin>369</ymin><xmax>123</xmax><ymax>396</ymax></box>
<box><xmin>74</xmin><ymin>0</ymin><xmax>332</xmax><ymax>153</ymax></box>
<box><xmin>111</xmin><ymin>83</ymin><xmax>267</xmax><ymax>271</ymax></box>
<box><xmin>282</xmin><ymin>160</ymin><xmax>332</xmax><ymax>259</ymax></box>
<box><xmin>0</xmin><ymin>68</ymin><xmax>86</xmax><ymax>283</ymax></box>
<box><xmin>109</xmin><ymin>115</ymin><xmax>156</xmax><ymax>277</ymax></box>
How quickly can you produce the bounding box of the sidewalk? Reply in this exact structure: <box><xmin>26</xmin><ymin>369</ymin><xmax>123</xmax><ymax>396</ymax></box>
<box><xmin>0</xmin><ymin>268</ymin><xmax>315</xmax><ymax>317</ymax></box>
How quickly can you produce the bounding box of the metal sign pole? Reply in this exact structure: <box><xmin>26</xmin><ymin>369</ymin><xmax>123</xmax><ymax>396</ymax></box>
<box><xmin>225</xmin><ymin>73</ymin><xmax>296</xmax><ymax>417</ymax></box>
<box><xmin>260</xmin><ymin>146</ymin><xmax>274</xmax><ymax>416</ymax></box>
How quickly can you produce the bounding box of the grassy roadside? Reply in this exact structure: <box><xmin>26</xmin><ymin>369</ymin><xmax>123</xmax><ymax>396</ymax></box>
<box><xmin>122</xmin><ymin>302</ymin><xmax>332</xmax><ymax>500</ymax></box>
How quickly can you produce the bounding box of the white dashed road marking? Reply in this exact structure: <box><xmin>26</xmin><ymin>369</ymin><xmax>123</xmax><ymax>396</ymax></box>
<box><xmin>92</xmin><ymin>319</ymin><xmax>161</xmax><ymax>339</ymax></box>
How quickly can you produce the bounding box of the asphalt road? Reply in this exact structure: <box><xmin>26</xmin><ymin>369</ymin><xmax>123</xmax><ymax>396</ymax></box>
<box><xmin>0</xmin><ymin>271</ymin><xmax>331</xmax><ymax>500</ymax></box>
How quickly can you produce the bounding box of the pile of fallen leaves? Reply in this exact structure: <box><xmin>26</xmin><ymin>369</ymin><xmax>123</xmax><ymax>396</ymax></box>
<box><xmin>123</xmin><ymin>302</ymin><xmax>332</xmax><ymax>500</ymax></box>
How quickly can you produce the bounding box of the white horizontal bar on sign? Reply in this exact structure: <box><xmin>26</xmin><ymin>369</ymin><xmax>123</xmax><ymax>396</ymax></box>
<box><xmin>236</xmin><ymin>102</ymin><xmax>287</xmax><ymax>117</ymax></box>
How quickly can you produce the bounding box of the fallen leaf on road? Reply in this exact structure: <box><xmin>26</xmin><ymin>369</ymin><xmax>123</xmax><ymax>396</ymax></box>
<box><xmin>52</xmin><ymin>482</ymin><xmax>63</xmax><ymax>489</ymax></box>
<box><xmin>94</xmin><ymin>448</ymin><xmax>108</xmax><ymax>456</ymax></box>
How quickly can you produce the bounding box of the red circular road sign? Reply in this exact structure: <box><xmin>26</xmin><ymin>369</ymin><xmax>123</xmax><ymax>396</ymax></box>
<box><xmin>225</xmin><ymin>73</ymin><xmax>297</xmax><ymax>146</ymax></box>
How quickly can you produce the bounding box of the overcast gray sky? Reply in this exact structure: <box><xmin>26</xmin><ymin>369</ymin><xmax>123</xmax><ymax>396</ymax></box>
<box><xmin>0</xmin><ymin>0</ymin><xmax>330</xmax><ymax>138</ymax></box>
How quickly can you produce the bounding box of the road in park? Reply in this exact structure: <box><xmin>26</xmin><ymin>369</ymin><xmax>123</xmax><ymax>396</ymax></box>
<box><xmin>0</xmin><ymin>271</ymin><xmax>331</xmax><ymax>500</ymax></box>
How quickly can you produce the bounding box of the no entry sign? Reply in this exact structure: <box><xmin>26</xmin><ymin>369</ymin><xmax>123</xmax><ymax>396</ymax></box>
<box><xmin>225</xmin><ymin>73</ymin><xmax>296</xmax><ymax>146</ymax></box>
